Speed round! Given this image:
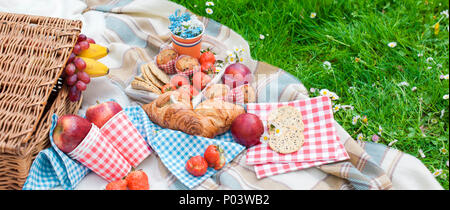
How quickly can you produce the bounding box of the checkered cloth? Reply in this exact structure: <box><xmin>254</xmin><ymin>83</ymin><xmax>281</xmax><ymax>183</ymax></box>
<box><xmin>100</xmin><ymin>110</ymin><xmax>151</xmax><ymax>168</ymax></box>
<box><xmin>246</xmin><ymin>96</ymin><xmax>349</xmax><ymax>179</ymax></box>
<box><xmin>225</xmin><ymin>85</ymin><xmax>246</xmax><ymax>104</ymax></box>
<box><xmin>68</xmin><ymin>124</ymin><xmax>132</xmax><ymax>182</ymax></box>
<box><xmin>147</xmin><ymin>128</ymin><xmax>245</xmax><ymax>189</ymax></box>
<box><xmin>22</xmin><ymin>106</ymin><xmax>153</xmax><ymax>190</ymax></box>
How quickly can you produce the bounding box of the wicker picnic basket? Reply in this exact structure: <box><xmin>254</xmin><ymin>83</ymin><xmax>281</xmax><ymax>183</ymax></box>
<box><xmin>0</xmin><ymin>12</ymin><xmax>83</xmax><ymax>190</ymax></box>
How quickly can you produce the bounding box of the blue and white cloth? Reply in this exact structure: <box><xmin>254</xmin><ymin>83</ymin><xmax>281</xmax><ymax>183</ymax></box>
<box><xmin>23</xmin><ymin>106</ymin><xmax>151</xmax><ymax>190</ymax></box>
<box><xmin>149</xmin><ymin>129</ymin><xmax>245</xmax><ymax>189</ymax></box>
<box><xmin>23</xmin><ymin>105</ymin><xmax>245</xmax><ymax>190</ymax></box>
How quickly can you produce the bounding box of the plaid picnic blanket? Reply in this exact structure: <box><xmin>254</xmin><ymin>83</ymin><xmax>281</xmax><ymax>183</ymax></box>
<box><xmin>5</xmin><ymin>0</ymin><xmax>443</xmax><ymax>190</ymax></box>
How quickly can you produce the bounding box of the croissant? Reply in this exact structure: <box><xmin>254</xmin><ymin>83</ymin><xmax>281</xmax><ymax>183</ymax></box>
<box><xmin>142</xmin><ymin>91</ymin><xmax>245</xmax><ymax>138</ymax></box>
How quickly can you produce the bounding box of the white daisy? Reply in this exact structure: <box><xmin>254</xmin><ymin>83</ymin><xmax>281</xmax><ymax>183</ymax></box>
<box><xmin>418</xmin><ymin>149</ymin><xmax>426</xmax><ymax>158</ymax></box>
<box><xmin>441</xmin><ymin>9</ymin><xmax>449</xmax><ymax>18</ymax></box>
<box><xmin>440</xmin><ymin>74</ymin><xmax>449</xmax><ymax>80</ymax></box>
<box><xmin>352</xmin><ymin>115</ymin><xmax>360</xmax><ymax>125</ymax></box>
<box><xmin>319</xmin><ymin>89</ymin><xmax>330</xmax><ymax>97</ymax></box>
<box><xmin>228</xmin><ymin>56</ymin><xmax>236</xmax><ymax>63</ymax></box>
<box><xmin>333</xmin><ymin>104</ymin><xmax>341</xmax><ymax>113</ymax></box>
<box><xmin>398</xmin><ymin>81</ymin><xmax>409</xmax><ymax>87</ymax></box>
<box><xmin>426</xmin><ymin>57</ymin><xmax>434</xmax><ymax>64</ymax></box>
<box><xmin>411</xmin><ymin>86</ymin><xmax>417</xmax><ymax>92</ymax></box>
<box><xmin>432</xmin><ymin>169</ymin><xmax>443</xmax><ymax>177</ymax></box>
<box><xmin>388</xmin><ymin>42</ymin><xmax>397</xmax><ymax>48</ymax></box>
<box><xmin>194</xmin><ymin>4</ymin><xmax>197</xmax><ymax>7</ymax></box>
<box><xmin>417</xmin><ymin>53</ymin><xmax>423</xmax><ymax>57</ymax></box>
<box><xmin>310</xmin><ymin>88</ymin><xmax>316</xmax><ymax>93</ymax></box>
<box><xmin>447</xmin><ymin>160</ymin><xmax>449</xmax><ymax>167</ymax></box>
<box><xmin>378</xmin><ymin>125</ymin><xmax>383</xmax><ymax>135</ymax></box>
<box><xmin>443</xmin><ymin>94</ymin><xmax>449</xmax><ymax>100</ymax></box>
<box><xmin>357</xmin><ymin>133</ymin><xmax>364</xmax><ymax>141</ymax></box>
<box><xmin>388</xmin><ymin>139</ymin><xmax>398</xmax><ymax>147</ymax></box>
<box><xmin>440</xmin><ymin>147</ymin><xmax>448</xmax><ymax>154</ymax></box>
<box><xmin>206</xmin><ymin>1</ymin><xmax>215</xmax><ymax>6</ymax></box>
<box><xmin>361</xmin><ymin>116</ymin><xmax>368</xmax><ymax>124</ymax></box>
<box><xmin>238</xmin><ymin>56</ymin><xmax>245</xmax><ymax>63</ymax></box>
<box><xmin>206</xmin><ymin>8</ymin><xmax>213</xmax><ymax>15</ymax></box>
<box><xmin>437</xmin><ymin>64</ymin><xmax>442</xmax><ymax>68</ymax></box>
<box><xmin>440</xmin><ymin>109</ymin><xmax>445</xmax><ymax>119</ymax></box>
<box><xmin>341</xmin><ymin>105</ymin><xmax>354</xmax><ymax>110</ymax></box>
<box><xmin>259</xmin><ymin>34</ymin><xmax>265</xmax><ymax>40</ymax></box>
<box><xmin>330</xmin><ymin>92</ymin><xmax>340</xmax><ymax>100</ymax></box>
<box><xmin>310</xmin><ymin>12</ymin><xmax>317</xmax><ymax>19</ymax></box>
<box><xmin>427</xmin><ymin>66</ymin><xmax>432</xmax><ymax>70</ymax></box>
<box><xmin>349</xmin><ymin>86</ymin><xmax>356</xmax><ymax>91</ymax></box>
<box><xmin>323</xmin><ymin>61</ymin><xmax>332</xmax><ymax>70</ymax></box>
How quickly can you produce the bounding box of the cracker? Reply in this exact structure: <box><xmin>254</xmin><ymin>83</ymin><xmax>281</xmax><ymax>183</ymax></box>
<box><xmin>142</xmin><ymin>64</ymin><xmax>165</xmax><ymax>89</ymax></box>
<box><xmin>147</xmin><ymin>62</ymin><xmax>170</xmax><ymax>84</ymax></box>
<box><xmin>131</xmin><ymin>79</ymin><xmax>162</xmax><ymax>94</ymax></box>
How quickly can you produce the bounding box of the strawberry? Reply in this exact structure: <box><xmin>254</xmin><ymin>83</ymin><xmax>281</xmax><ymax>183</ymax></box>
<box><xmin>105</xmin><ymin>179</ymin><xmax>128</xmax><ymax>190</ymax></box>
<box><xmin>204</xmin><ymin>145</ymin><xmax>226</xmax><ymax>170</ymax></box>
<box><xmin>199</xmin><ymin>51</ymin><xmax>216</xmax><ymax>65</ymax></box>
<box><xmin>125</xmin><ymin>170</ymin><xmax>150</xmax><ymax>190</ymax></box>
<box><xmin>185</xmin><ymin>155</ymin><xmax>208</xmax><ymax>177</ymax></box>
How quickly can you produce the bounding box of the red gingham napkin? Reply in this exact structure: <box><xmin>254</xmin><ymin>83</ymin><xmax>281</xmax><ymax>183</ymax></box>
<box><xmin>253</xmin><ymin>136</ymin><xmax>349</xmax><ymax>179</ymax></box>
<box><xmin>175</xmin><ymin>55</ymin><xmax>201</xmax><ymax>77</ymax></box>
<box><xmin>68</xmin><ymin>125</ymin><xmax>132</xmax><ymax>182</ymax></box>
<box><xmin>225</xmin><ymin>85</ymin><xmax>246</xmax><ymax>104</ymax></box>
<box><xmin>100</xmin><ymin>111</ymin><xmax>152</xmax><ymax>168</ymax></box>
<box><xmin>246</xmin><ymin>96</ymin><xmax>349</xmax><ymax>178</ymax></box>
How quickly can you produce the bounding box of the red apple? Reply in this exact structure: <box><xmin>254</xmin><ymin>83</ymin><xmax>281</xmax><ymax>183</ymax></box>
<box><xmin>192</xmin><ymin>71</ymin><xmax>211</xmax><ymax>91</ymax></box>
<box><xmin>85</xmin><ymin>101</ymin><xmax>123</xmax><ymax>128</ymax></box>
<box><xmin>222</xmin><ymin>63</ymin><xmax>252</xmax><ymax>89</ymax></box>
<box><xmin>53</xmin><ymin>115</ymin><xmax>92</xmax><ymax>153</ymax></box>
<box><xmin>230</xmin><ymin>113</ymin><xmax>264</xmax><ymax>148</ymax></box>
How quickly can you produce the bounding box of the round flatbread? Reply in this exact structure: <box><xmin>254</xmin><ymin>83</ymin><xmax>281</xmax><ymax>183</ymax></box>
<box><xmin>268</xmin><ymin>128</ymin><xmax>304</xmax><ymax>154</ymax></box>
<box><xmin>267</xmin><ymin>105</ymin><xmax>304</xmax><ymax>132</ymax></box>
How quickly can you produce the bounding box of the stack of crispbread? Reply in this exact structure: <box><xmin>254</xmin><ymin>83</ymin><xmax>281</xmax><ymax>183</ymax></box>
<box><xmin>131</xmin><ymin>62</ymin><xmax>170</xmax><ymax>94</ymax></box>
<box><xmin>266</xmin><ymin>106</ymin><xmax>305</xmax><ymax>154</ymax></box>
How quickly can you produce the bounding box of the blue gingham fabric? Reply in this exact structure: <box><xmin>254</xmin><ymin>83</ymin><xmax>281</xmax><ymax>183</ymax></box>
<box><xmin>22</xmin><ymin>106</ymin><xmax>153</xmax><ymax>190</ymax></box>
<box><xmin>148</xmin><ymin>129</ymin><xmax>245</xmax><ymax>189</ymax></box>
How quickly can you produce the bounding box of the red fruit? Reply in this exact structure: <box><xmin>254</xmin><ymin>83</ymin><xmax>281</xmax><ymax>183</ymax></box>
<box><xmin>85</xmin><ymin>101</ymin><xmax>123</xmax><ymax>128</ymax></box>
<box><xmin>213</xmin><ymin>153</ymin><xmax>226</xmax><ymax>170</ymax></box>
<box><xmin>68</xmin><ymin>85</ymin><xmax>81</xmax><ymax>102</ymax></box>
<box><xmin>86</xmin><ymin>38</ymin><xmax>96</xmax><ymax>44</ymax></box>
<box><xmin>185</xmin><ymin>156</ymin><xmax>208</xmax><ymax>177</ymax></box>
<box><xmin>230</xmin><ymin>113</ymin><xmax>264</xmax><ymax>148</ymax></box>
<box><xmin>77</xmin><ymin>71</ymin><xmax>91</xmax><ymax>84</ymax></box>
<box><xmin>125</xmin><ymin>170</ymin><xmax>150</xmax><ymax>190</ymax></box>
<box><xmin>192</xmin><ymin>71</ymin><xmax>211</xmax><ymax>91</ymax></box>
<box><xmin>66</xmin><ymin>74</ymin><xmax>78</xmax><ymax>86</ymax></box>
<box><xmin>222</xmin><ymin>63</ymin><xmax>252</xmax><ymax>89</ymax></box>
<box><xmin>105</xmin><ymin>179</ymin><xmax>128</xmax><ymax>190</ymax></box>
<box><xmin>201</xmin><ymin>62</ymin><xmax>216</xmax><ymax>74</ymax></box>
<box><xmin>65</xmin><ymin>63</ymin><xmax>76</xmax><ymax>76</ymax></box>
<box><xmin>77</xmin><ymin>34</ymin><xmax>87</xmax><ymax>42</ymax></box>
<box><xmin>199</xmin><ymin>51</ymin><xmax>216</xmax><ymax>65</ymax></box>
<box><xmin>72</xmin><ymin>44</ymin><xmax>81</xmax><ymax>55</ymax></box>
<box><xmin>53</xmin><ymin>114</ymin><xmax>92</xmax><ymax>153</ymax></box>
<box><xmin>161</xmin><ymin>84</ymin><xmax>177</xmax><ymax>93</ymax></box>
<box><xmin>204</xmin><ymin>145</ymin><xmax>226</xmax><ymax>170</ymax></box>
<box><xmin>75</xmin><ymin>81</ymin><xmax>87</xmax><ymax>91</ymax></box>
<box><xmin>177</xmin><ymin>85</ymin><xmax>199</xmax><ymax>99</ymax></box>
<box><xmin>78</xmin><ymin>41</ymin><xmax>90</xmax><ymax>50</ymax></box>
<box><xmin>73</xmin><ymin>57</ymin><xmax>86</xmax><ymax>70</ymax></box>
<box><xmin>170</xmin><ymin>74</ymin><xmax>190</xmax><ymax>88</ymax></box>
<box><xmin>67</xmin><ymin>53</ymin><xmax>76</xmax><ymax>63</ymax></box>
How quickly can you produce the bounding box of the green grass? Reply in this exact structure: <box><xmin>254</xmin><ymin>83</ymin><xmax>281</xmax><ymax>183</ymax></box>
<box><xmin>170</xmin><ymin>0</ymin><xmax>449</xmax><ymax>189</ymax></box>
